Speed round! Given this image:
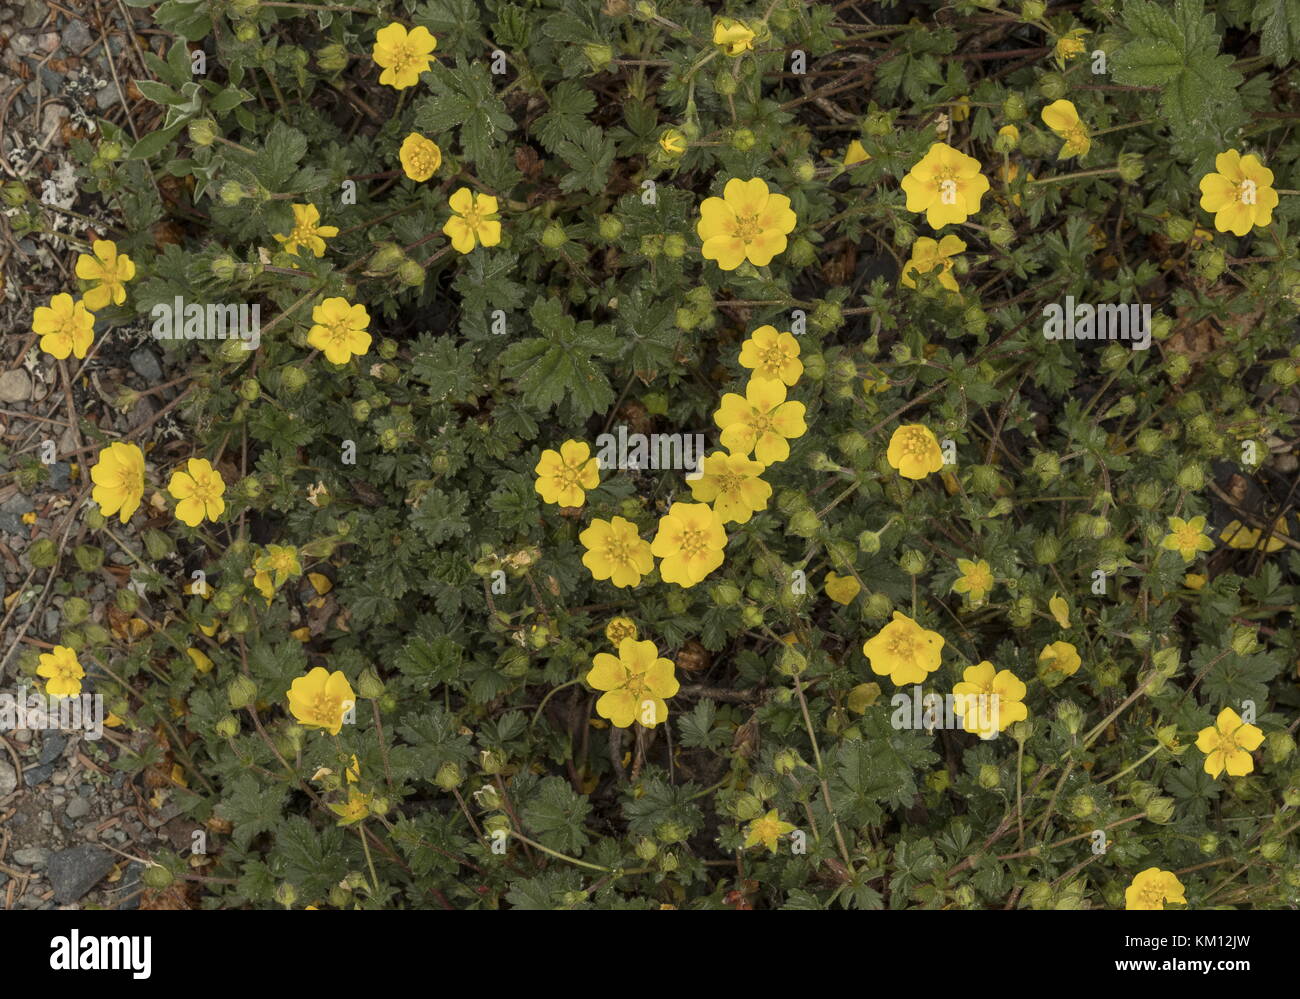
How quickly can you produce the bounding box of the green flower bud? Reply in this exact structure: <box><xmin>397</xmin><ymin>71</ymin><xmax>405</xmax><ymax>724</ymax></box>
<box><xmin>218</xmin><ymin>182</ymin><xmax>246</xmax><ymax>207</ymax></box>
<box><xmin>1145</xmin><ymin>796</ymin><xmax>1175</xmax><ymax>824</ymax></box>
<box><xmin>1033</xmin><ymin>532</ymin><xmax>1060</xmax><ymax>565</ymax></box>
<box><xmin>978</xmin><ymin>764</ymin><xmax>1001</xmax><ymax>789</ymax></box>
<box><xmin>899</xmin><ymin>549</ymin><xmax>926</xmax><ymax>575</ymax></box>
<box><xmin>741</xmin><ymin>604</ymin><xmax>764</xmax><ymax>628</ymax></box>
<box><xmin>1164</xmin><ymin>216</ymin><xmax>1195</xmax><ymax>242</ymax></box>
<box><xmin>397</xmin><ymin>259</ymin><xmax>425</xmax><ymax>287</ymax></box>
<box><xmin>730</xmin><ymin>127</ymin><xmax>756</xmax><ymax>151</ymax></box>
<box><xmin>1117</xmin><ymin>152</ymin><xmax>1145</xmax><ymax>183</ymax></box>
<box><xmin>1002</xmin><ymin>92</ymin><xmax>1028</xmax><ymax>121</ymax></box>
<box><xmin>434</xmin><ymin>762</ymin><xmax>462</xmax><ymax>791</ymax></box>
<box><xmin>865</xmin><ymin>592</ymin><xmax>893</xmax><ymax>621</ymax></box>
<box><xmin>1055</xmin><ymin>699</ymin><xmax>1084</xmax><ymax>735</ymax></box>
<box><xmin>712</xmin><ymin>581</ymin><xmax>742</xmax><ymax>607</ymax></box>
<box><xmin>583</xmin><ymin>42</ymin><xmax>614</xmax><ymax>71</ymax></box>
<box><xmin>787</xmin><ymin>236</ymin><xmax>816</xmax><ymax>268</ymax></box>
<box><xmin>715</xmin><ymin>69</ymin><xmax>739</xmax><ymax>96</ymax></box>
<box><xmin>663</xmin><ymin>233</ymin><xmax>687</xmax><ymax>258</ymax></box>
<box><xmin>281</xmin><ymin>366</ymin><xmax>308</xmax><ymax>393</ymax></box>
<box><xmin>1175</xmin><ymin>463</ymin><xmax>1203</xmax><ymax>491</ymax></box>
<box><xmin>142</xmin><ymin>865</ymin><xmax>174</xmax><ymax>890</ymax></box>
<box><xmin>1037</xmin><ymin>72</ymin><xmax>1067</xmax><ymax>101</ymax></box>
<box><xmin>188</xmin><ymin>118</ymin><xmax>218</xmax><ymax>147</ymax></box>
<box><xmin>810</xmin><ymin>300</ymin><xmax>844</xmax><ymax>334</ymax></box>
<box><xmin>639</xmin><ymin>234</ymin><xmax>662</xmax><ymax>259</ymax></box>
<box><xmin>540</xmin><ymin>222</ymin><xmax>568</xmax><ymax>248</ymax></box>
<box><xmin>1031</xmin><ymin>451</ymin><xmax>1060</xmax><ymax>483</ymax></box>
<box><xmin>793</xmin><ymin>157</ymin><xmax>816</xmax><ymax>183</ymax></box>
<box><xmin>228</xmin><ymin>675</ymin><xmax>257</xmax><ymax>709</ymax></box>
<box><xmin>1267</xmin><ymin>731</ymin><xmax>1294</xmax><ymax>764</ymax></box>
<box><xmin>316</xmin><ymin>42</ymin><xmax>349</xmax><ymax>72</ymax></box>
<box><xmin>598</xmin><ymin>214</ymin><xmax>624</xmax><ymax>241</ymax></box>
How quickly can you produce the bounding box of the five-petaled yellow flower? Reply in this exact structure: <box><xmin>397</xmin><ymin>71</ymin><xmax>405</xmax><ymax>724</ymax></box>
<box><xmin>650</xmin><ymin>502</ymin><xmax>728</xmax><ymax>588</ymax></box>
<box><xmin>952</xmin><ymin>558</ymin><xmax>993</xmax><ymax>604</ymax></box>
<box><xmin>952</xmin><ymin>661</ymin><xmax>1026</xmax><ymax>738</ymax></box>
<box><xmin>168</xmin><ymin>458</ymin><xmax>226</xmax><ymax>527</ymax></box>
<box><xmin>712</xmin><ymin>16</ymin><xmax>756</xmax><ymax>56</ymax></box>
<box><xmin>329</xmin><ymin>789</ymin><xmax>372</xmax><ymax>826</ymax></box>
<box><xmin>1196</xmin><ymin>707</ymin><xmax>1264</xmax><ymax>779</ymax></box>
<box><xmin>862</xmin><ymin>611</ymin><xmax>944</xmax><ymax>686</ymax></box>
<box><xmin>253</xmin><ymin>544</ymin><xmax>302</xmax><ymax>601</ymax></box>
<box><xmin>901</xmin><ymin>235</ymin><xmax>965</xmax><ymax>292</ymax></box>
<box><xmin>714</xmin><ymin>378</ymin><xmax>807</xmax><ymax>466</ymax></box>
<box><xmin>580</xmin><ymin>516</ymin><xmax>655</xmax><ymax>588</ymax></box>
<box><xmin>738</xmin><ymin>325</ymin><xmax>802</xmax><ymax>385</ymax></box>
<box><xmin>372</xmin><ymin>22</ymin><xmax>437</xmax><ymax>90</ymax></box>
<box><xmin>1125</xmin><ymin>868</ymin><xmax>1186</xmax><ymax>910</ymax></box>
<box><xmin>32</xmin><ymin>293</ymin><xmax>95</xmax><ymax>360</ymax></box>
<box><xmin>697</xmin><ymin>177</ymin><xmax>797</xmax><ymax>271</ymax></box>
<box><xmin>1038</xmin><ymin>640</ymin><xmax>1081</xmax><ymax>678</ymax></box>
<box><xmin>605</xmin><ymin>617</ymin><xmax>637</xmax><ymax>646</ymax></box>
<box><xmin>587</xmin><ymin>637</ymin><xmax>679</xmax><ymax>728</ymax></box>
<box><xmin>534</xmin><ymin>439</ymin><xmax>600</xmax><ymax>508</ymax></box>
<box><xmin>1162</xmin><ymin>515</ymin><xmax>1215</xmax><ymax>562</ymax></box>
<box><xmin>399</xmin><ymin>133</ymin><xmax>442</xmax><ymax>182</ymax></box>
<box><xmin>308</xmin><ymin>297</ymin><xmax>371</xmax><ymax>365</ymax></box>
<box><xmin>1198</xmin><ymin>150</ymin><xmax>1279</xmax><ymax>236</ymax></box>
<box><xmin>37</xmin><ymin>645</ymin><xmax>85</xmax><ymax>699</ymax></box>
<box><xmin>1054</xmin><ymin>29</ymin><xmax>1089</xmax><ymax>66</ymax></box>
<box><xmin>886</xmin><ymin>424</ymin><xmax>944</xmax><ymax>480</ymax></box>
<box><xmin>823</xmin><ymin>571</ymin><xmax>861</xmax><ymax>605</ymax></box>
<box><xmin>443</xmin><ymin>187</ymin><xmax>502</xmax><ymax>254</ymax></box>
<box><xmin>687</xmin><ymin>450</ymin><xmax>771</xmax><ymax>525</ymax></box>
<box><xmin>744</xmin><ymin>810</ymin><xmax>796</xmax><ymax>854</ymax></box>
<box><xmin>273</xmin><ymin>203</ymin><xmax>338</xmax><ymax>258</ymax></box>
<box><xmin>90</xmin><ymin>442</ymin><xmax>145</xmax><ymax>523</ymax></box>
<box><xmin>75</xmin><ymin>239</ymin><xmax>135</xmax><ymax>309</ymax></box>
<box><xmin>900</xmin><ymin>142</ymin><xmax>989</xmax><ymax>228</ymax></box>
<box><xmin>1041</xmin><ymin>100</ymin><xmax>1090</xmax><ymax>160</ymax></box>
<box><xmin>286</xmin><ymin>667</ymin><xmax>356</xmax><ymax>736</ymax></box>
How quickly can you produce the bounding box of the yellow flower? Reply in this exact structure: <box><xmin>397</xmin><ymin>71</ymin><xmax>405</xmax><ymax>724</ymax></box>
<box><xmin>587</xmin><ymin>637</ymin><xmax>679</xmax><ymax>728</ymax></box>
<box><xmin>254</xmin><ymin>544</ymin><xmax>302</xmax><ymax>600</ymax></box>
<box><xmin>308</xmin><ymin>297</ymin><xmax>372</xmax><ymax>365</ymax></box>
<box><xmin>1124</xmin><ymin>868</ymin><xmax>1186</xmax><ymax>910</ymax></box>
<box><xmin>696</xmin><ymin>177</ymin><xmax>797</xmax><ymax>271</ymax></box>
<box><xmin>32</xmin><ymin>293</ymin><xmax>95</xmax><ymax>360</ymax></box>
<box><xmin>186</xmin><ymin>648</ymin><xmax>214</xmax><ymax>674</ymax></box>
<box><xmin>823</xmin><ymin>571</ymin><xmax>861</xmax><ymax>605</ymax></box>
<box><xmin>650</xmin><ymin>502</ymin><xmax>728</xmax><ymax>588</ymax></box>
<box><xmin>443</xmin><ymin>187</ymin><xmax>501</xmax><ymax>253</ymax></box>
<box><xmin>1040</xmin><ymin>99</ymin><xmax>1090</xmax><ymax>159</ymax></box>
<box><xmin>952</xmin><ymin>661</ymin><xmax>1027</xmax><ymax>738</ymax></box>
<box><xmin>951</xmin><ymin>96</ymin><xmax>972</xmax><ymax>122</ymax></box>
<box><xmin>1162</xmin><ymin>515</ymin><xmax>1214</xmax><ymax>562</ymax></box>
<box><xmin>1038</xmin><ymin>640</ymin><xmax>1081</xmax><ymax>678</ymax></box>
<box><xmin>372</xmin><ymin>22</ymin><xmax>436</xmax><ymax>90</ymax></box>
<box><xmin>744</xmin><ymin>810</ymin><xmax>796</xmax><ymax>853</ymax></box>
<box><xmin>167</xmin><ymin>458</ymin><xmax>226</xmax><ymax>527</ymax></box>
<box><xmin>862</xmin><ymin>611</ymin><xmax>944</xmax><ymax>686</ymax></box>
<box><xmin>901</xmin><ymin>234</ymin><xmax>965</xmax><ymax>292</ymax></box>
<box><xmin>997</xmin><ymin>124</ymin><xmax>1020</xmax><ymax>149</ymax></box>
<box><xmin>90</xmin><ymin>442</ymin><xmax>145</xmax><ymax>523</ymax></box>
<box><xmin>286</xmin><ymin>667</ymin><xmax>356</xmax><ymax>735</ymax></box>
<box><xmin>580</xmin><ymin>516</ymin><xmax>655</xmax><ymax>588</ymax></box>
<box><xmin>1054</xmin><ymin>28</ymin><xmax>1089</xmax><ymax>65</ymax></box>
<box><xmin>37</xmin><ymin>645</ymin><xmax>84</xmax><ymax>699</ymax></box>
<box><xmin>329</xmin><ymin>790</ymin><xmax>372</xmax><ymax>825</ymax></box>
<box><xmin>659</xmin><ymin>128</ymin><xmax>687</xmax><ymax>157</ymax></box>
<box><xmin>713</xmin><ymin>378</ymin><xmax>807</xmax><ymax>465</ymax></box>
<box><xmin>1184</xmin><ymin>573</ymin><xmax>1207</xmax><ymax>590</ymax></box>
<box><xmin>712</xmin><ymin>16</ymin><xmax>756</xmax><ymax>56</ymax></box>
<box><xmin>1198</xmin><ymin>150</ymin><xmax>1279</xmax><ymax>236</ymax></box>
<box><xmin>687</xmin><ymin>450</ymin><xmax>771</xmax><ymax>525</ymax></box>
<box><xmin>885</xmin><ymin>424</ymin><xmax>944</xmax><ymax>480</ymax></box>
<box><xmin>738</xmin><ymin>325</ymin><xmax>802</xmax><ymax>385</ymax></box>
<box><xmin>1048</xmin><ymin>593</ymin><xmax>1071</xmax><ymax>628</ymax></box>
<box><xmin>74</xmin><ymin>239</ymin><xmax>134</xmax><ymax>309</ymax></box>
<box><xmin>605</xmin><ymin>617</ymin><xmax>638</xmax><ymax>645</ymax></box>
<box><xmin>1220</xmin><ymin>518</ymin><xmax>1287</xmax><ymax>552</ymax></box>
<box><xmin>272</xmin><ymin>203</ymin><xmax>338</xmax><ymax>257</ymax></box>
<box><xmin>844</xmin><ymin>139</ymin><xmax>871</xmax><ymax>166</ymax></box>
<box><xmin>952</xmin><ymin>558</ymin><xmax>993</xmax><ymax>604</ymax></box>
<box><xmin>399</xmin><ymin>133</ymin><xmax>442</xmax><ymax>181</ymax></box>
<box><xmin>900</xmin><ymin>142</ymin><xmax>989</xmax><ymax>228</ymax></box>
<box><xmin>1196</xmin><ymin>707</ymin><xmax>1264</xmax><ymax>778</ymax></box>
<box><xmin>534</xmin><ymin>439</ymin><xmax>600</xmax><ymax>507</ymax></box>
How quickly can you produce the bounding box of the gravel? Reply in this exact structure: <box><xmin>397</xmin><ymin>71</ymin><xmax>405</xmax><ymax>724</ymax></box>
<box><xmin>48</xmin><ymin>845</ymin><xmax>115</xmax><ymax>904</ymax></box>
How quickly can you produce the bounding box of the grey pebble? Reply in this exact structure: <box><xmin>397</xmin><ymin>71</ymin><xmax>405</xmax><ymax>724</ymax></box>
<box><xmin>62</xmin><ymin>20</ymin><xmax>92</xmax><ymax>51</ymax></box>
<box><xmin>48</xmin><ymin>845</ymin><xmax>115</xmax><ymax>904</ymax></box>
<box><xmin>48</xmin><ymin>462</ymin><xmax>70</xmax><ymax>490</ymax></box>
<box><xmin>0</xmin><ymin>368</ymin><xmax>32</xmax><ymax>403</ymax></box>
<box><xmin>66</xmin><ymin>795</ymin><xmax>91</xmax><ymax>819</ymax></box>
<box><xmin>38</xmin><ymin>733</ymin><xmax>66</xmax><ymax>765</ymax></box>
<box><xmin>0</xmin><ymin>761</ymin><xmax>16</xmax><ymax>796</ymax></box>
<box><xmin>43</xmin><ymin>608</ymin><xmax>59</xmax><ymax>635</ymax></box>
<box><xmin>13</xmin><ymin>846</ymin><xmax>49</xmax><ymax>868</ymax></box>
<box><xmin>128</xmin><ymin>346</ymin><xmax>163</xmax><ymax>383</ymax></box>
<box><xmin>23</xmin><ymin>763</ymin><xmax>54</xmax><ymax>786</ymax></box>
<box><xmin>94</xmin><ymin>82</ymin><xmax>120</xmax><ymax>110</ymax></box>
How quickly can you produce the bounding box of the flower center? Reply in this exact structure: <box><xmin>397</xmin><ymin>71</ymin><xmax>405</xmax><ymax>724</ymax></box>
<box><xmin>902</xmin><ymin>431</ymin><xmax>930</xmax><ymax>457</ymax></box>
<box><xmin>461</xmin><ymin>207</ymin><xmax>484</xmax><ymax>229</ymax></box>
<box><xmin>310</xmin><ymin>691</ymin><xmax>342</xmax><ymax>722</ymax></box>
<box><xmin>326</xmin><ymin>318</ymin><xmax>355</xmax><ymax>343</ymax></box>
<box><xmin>717</xmin><ymin>471</ymin><xmax>745</xmax><ymax>495</ymax></box>
<box><xmin>1064</xmin><ymin>125</ymin><xmax>1087</xmax><ymax>146</ymax></box>
<box><xmin>758</xmin><ymin>344</ymin><xmax>786</xmax><ymax>373</ymax></box>
<box><xmin>290</xmin><ymin>222</ymin><xmax>318</xmax><ymax>244</ymax></box>
<box><xmin>733</xmin><ymin>213</ymin><xmax>762</xmax><ymax>241</ymax></box>
<box><xmin>1139</xmin><ymin>885</ymin><xmax>1165</xmax><ymax>908</ymax></box>
<box><xmin>410</xmin><ymin>147</ymin><xmax>437</xmax><ymax>174</ymax></box>
<box><xmin>887</xmin><ymin>633</ymin><xmax>917</xmax><ymax>660</ymax></box>
<box><xmin>190</xmin><ymin>477</ymin><xmax>219</xmax><ymax>505</ymax></box>
<box><xmin>603</xmin><ymin>536</ymin><xmax>632</xmax><ymax>565</ymax></box>
<box><xmin>678</xmin><ymin>527</ymin><xmax>708</xmax><ymax>559</ymax></box>
<box><xmin>554</xmin><ymin>462</ymin><xmax>583</xmax><ymax>492</ymax></box>
<box><xmin>749</xmin><ymin>411</ymin><xmax>774</xmax><ymax>435</ymax></box>
<box><xmin>391</xmin><ymin>42</ymin><xmax>420</xmax><ymax>75</ymax></box>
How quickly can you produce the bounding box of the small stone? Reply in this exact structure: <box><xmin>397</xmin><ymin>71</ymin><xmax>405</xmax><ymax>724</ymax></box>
<box><xmin>94</xmin><ymin>82</ymin><xmax>120</xmax><ymax>110</ymax></box>
<box><xmin>48</xmin><ymin>845</ymin><xmax>115</xmax><ymax>904</ymax></box>
<box><xmin>23</xmin><ymin>763</ymin><xmax>53</xmax><ymax>786</ymax></box>
<box><xmin>62</xmin><ymin>20</ymin><xmax>92</xmax><ymax>50</ymax></box>
<box><xmin>66</xmin><ymin>796</ymin><xmax>91</xmax><ymax>819</ymax></box>
<box><xmin>0</xmin><ymin>368</ymin><xmax>32</xmax><ymax>403</ymax></box>
<box><xmin>0</xmin><ymin>761</ymin><xmax>16</xmax><ymax>796</ymax></box>
<box><xmin>13</xmin><ymin>846</ymin><xmax>49</xmax><ymax>868</ymax></box>
<box><xmin>43</xmin><ymin>607</ymin><xmax>59</xmax><ymax>635</ymax></box>
<box><xmin>129</xmin><ymin>347</ymin><xmax>163</xmax><ymax>383</ymax></box>
<box><xmin>38</xmin><ymin>733</ymin><xmax>67</xmax><ymax>765</ymax></box>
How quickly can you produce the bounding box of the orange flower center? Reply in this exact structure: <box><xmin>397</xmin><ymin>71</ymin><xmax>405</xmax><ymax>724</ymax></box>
<box><xmin>717</xmin><ymin>470</ymin><xmax>745</xmax><ymax>495</ymax></box>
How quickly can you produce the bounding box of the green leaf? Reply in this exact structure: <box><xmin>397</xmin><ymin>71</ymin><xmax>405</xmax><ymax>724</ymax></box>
<box><xmin>415</xmin><ymin>62</ymin><xmax>513</xmax><ymax>164</ymax></box>
<box><xmin>521</xmin><ymin>777</ymin><xmax>592</xmax><ymax>855</ymax></box>
<box><xmin>499</xmin><ymin>297</ymin><xmax>615</xmax><ymax>418</ymax></box>
<box><xmin>1110</xmin><ymin>40</ymin><xmax>1183</xmax><ymax>86</ymax></box>
<box><xmin>1255</xmin><ymin>0</ymin><xmax>1300</xmax><ymax>64</ymax></box>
